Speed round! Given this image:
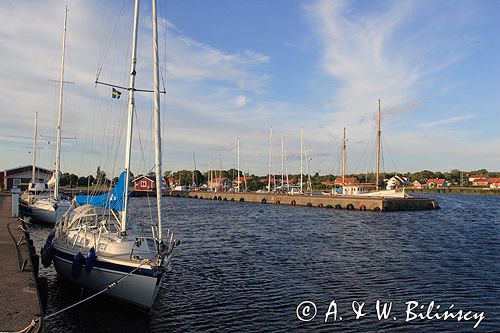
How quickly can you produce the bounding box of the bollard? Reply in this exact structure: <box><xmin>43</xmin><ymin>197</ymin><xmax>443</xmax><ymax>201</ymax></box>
<box><xmin>11</xmin><ymin>187</ymin><xmax>21</xmax><ymax>217</ymax></box>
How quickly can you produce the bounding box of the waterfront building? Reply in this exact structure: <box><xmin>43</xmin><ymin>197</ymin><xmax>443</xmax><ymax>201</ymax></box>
<box><xmin>426</xmin><ymin>178</ymin><xmax>448</xmax><ymax>187</ymax></box>
<box><xmin>1</xmin><ymin>165</ymin><xmax>52</xmax><ymax>191</ymax></box>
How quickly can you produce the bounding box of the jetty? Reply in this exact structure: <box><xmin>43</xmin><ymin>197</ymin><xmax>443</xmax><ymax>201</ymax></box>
<box><xmin>169</xmin><ymin>191</ymin><xmax>439</xmax><ymax>211</ymax></box>
<box><xmin>0</xmin><ymin>192</ymin><xmax>44</xmax><ymax>332</ymax></box>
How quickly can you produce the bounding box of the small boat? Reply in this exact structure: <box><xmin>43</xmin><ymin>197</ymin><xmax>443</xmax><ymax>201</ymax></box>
<box><xmin>46</xmin><ymin>1</ymin><xmax>179</xmax><ymax>310</ymax></box>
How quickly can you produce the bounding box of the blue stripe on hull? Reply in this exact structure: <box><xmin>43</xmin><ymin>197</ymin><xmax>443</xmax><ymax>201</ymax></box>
<box><xmin>53</xmin><ymin>248</ymin><xmax>162</xmax><ymax>278</ymax></box>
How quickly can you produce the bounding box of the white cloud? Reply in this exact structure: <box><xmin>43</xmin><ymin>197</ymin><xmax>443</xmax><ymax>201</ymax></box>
<box><xmin>417</xmin><ymin>115</ymin><xmax>475</xmax><ymax>129</ymax></box>
<box><xmin>234</xmin><ymin>95</ymin><xmax>248</xmax><ymax>107</ymax></box>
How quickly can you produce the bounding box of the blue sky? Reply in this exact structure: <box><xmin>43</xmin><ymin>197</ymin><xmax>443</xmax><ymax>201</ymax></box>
<box><xmin>0</xmin><ymin>0</ymin><xmax>498</xmax><ymax>179</ymax></box>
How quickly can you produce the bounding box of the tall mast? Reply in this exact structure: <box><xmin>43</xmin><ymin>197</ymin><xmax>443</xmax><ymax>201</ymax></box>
<box><xmin>300</xmin><ymin>127</ymin><xmax>304</xmax><ymax>193</ymax></box>
<box><xmin>211</xmin><ymin>144</ymin><xmax>214</xmax><ymax>191</ymax></box>
<box><xmin>376</xmin><ymin>98</ymin><xmax>381</xmax><ymax>191</ymax></box>
<box><xmin>192</xmin><ymin>152</ymin><xmax>196</xmax><ymax>187</ymax></box>
<box><xmin>268</xmin><ymin>127</ymin><xmax>272</xmax><ymax>192</ymax></box>
<box><xmin>32</xmin><ymin>113</ymin><xmax>38</xmax><ymax>182</ymax></box>
<box><xmin>285</xmin><ymin>152</ymin><xmax>290</xmax><ymax>191</ymax></box>
<box><xmin>306</xmin><ymin>155</ymin><xmax>311</xmax><ymax>192</ymax></box>
<box><xmin>121</xmin><ymin>0</ymin><xmax>140</xmax><ymax>234</ymax></box>
<box><xmin>54</xmin><ymin>6</ymin><xmax>68</xmax><ymax>200</ymax></box>
<box><xmin>281</xmin><ymin>132</ymin><xmax>284</xmax><ymax>192</ymax></box>
<box><xmin>152</xmin><ymin>0</ymin><xmax>163</xmax><ymax>240</ymax></box>
<box><xmin>342</xmin><ymin>127</ymin><xmax>346</xmax><ymax>185</ymax></box>
<box><xmin>237</xmin><ymin>137</ymin><xmax>240</xmax><ymax>192</ymax></box>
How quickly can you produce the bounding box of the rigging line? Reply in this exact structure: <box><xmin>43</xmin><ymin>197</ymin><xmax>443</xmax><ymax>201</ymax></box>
<box><xmin>133</xmin><ymin>104</ymin><xmax>151</xmax><ymax>187</ymax></box>
<box><xmin>382</xmin><ymin>135</ymin><xmax>399</xmax><ymax>174</ymax></box>
<box><xmin>158</xmin><ymin>0</ymin><xmax>168</xmax><ymax>94</ymax></box>
<box><xmin>44</xmin><ymin>258</ymin><xmax>152</xmax><ymax>321</ymax></box>
<box><xmin>95</xmin><ymin>0</ymin><xmax>127</xmax><ymax>82</ymax></box>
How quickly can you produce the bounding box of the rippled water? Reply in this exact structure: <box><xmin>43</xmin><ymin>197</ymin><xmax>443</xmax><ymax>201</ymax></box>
<box><xmin>28</xmin><ymin>194</ymin><xmax>499</xmax><ymax>332</ymax></box>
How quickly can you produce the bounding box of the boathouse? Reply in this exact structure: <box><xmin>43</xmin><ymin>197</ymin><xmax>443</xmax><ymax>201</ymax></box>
<box><xmin>1</xmin><ymin>165</ymin><xmax>52</xmax><ymax>191</ymax></box>
<box><xmin>133</xmin><ymin>175</ymin><xmax>156</xmax><ymax>191</ymax></box>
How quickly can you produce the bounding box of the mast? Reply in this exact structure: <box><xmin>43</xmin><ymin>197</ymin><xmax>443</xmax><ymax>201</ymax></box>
<box><xmin>32</xmin><ymin>113</ymin><xmax>38</xmax><ymax>182</ymax></box>
<box><xmin>54</xmin><ymin>6</ymin><xmax>68</xmax><ymax>200</ymax></box>
<box><xmin>342</xmin><ymin>127</ymin><xmax>346</xmax><ymax>185</ymax></box>
<box><xmin>237</xmin><ymin>137</ymin><xmax>240</xmax><ymax>192</ymax></box>
<box><xmin>306</xmin><ymin>155</ymin><xmax>311</xmax><ymax>192</ymax></box>
<box><xmin>211</xmin><ymin>144</ymin><xmax>214</xmax><ymax>191</ymax></box>
<box><xmin>300</xmin><ymin>127</ymin><xmax>303</xmax><ymax>193</ymax></box>
<box><xmin>268</xmin><ymin>127</ymin><xmax>272</xmax><ymax>192</ymax></box>
<box><xmin>281</xmin><ymin>132</ymin><xmax>284</xmax><ymax>192</ymax></box>
<box><xmin>152</xmin><ymin>0</ymin><xmax>163</xmax><ymax>240</ymax></box>
<box><xmin>376</xmin><ymin>98</ymin><xmax>381</xmax><ymax>191</ymax></box>
<box><xmin>285</xmin><ymin>152</ymin><xmax>290</xmax><ymax>192</ymax></box>
<box><xmin>192</xmin><ymin>152</ymin><xmax>197</xmax><ymax>188</ymax></box>
<box><xmin>121</xmin><ymin>0</ymin><xmax>140</xmax><ymax>234</ymax></box>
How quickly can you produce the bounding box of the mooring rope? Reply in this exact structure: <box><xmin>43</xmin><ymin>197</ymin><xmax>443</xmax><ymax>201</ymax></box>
<box><xmin>4</xmin><ymin>258</ymin><xmax>152</xmax><ymax>333</ymax></box>
<box><xmin>44</xmin><ymin>258</ymin><xmax>151</xmax><ymax>320</ymax></box>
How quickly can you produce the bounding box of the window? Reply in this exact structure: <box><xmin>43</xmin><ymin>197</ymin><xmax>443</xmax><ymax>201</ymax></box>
<box><xmin>13</xmin><ymin>179</ymin><xmax>21</xmax><ymax>186</ymax></box>
<box><xmin>141</xmin><ymin>181</ymin><xmax>147</xmax><ymax>187</ymax></box>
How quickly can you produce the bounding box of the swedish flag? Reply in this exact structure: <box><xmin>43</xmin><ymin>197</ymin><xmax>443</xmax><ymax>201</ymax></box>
<box><xmin>112</xmin><ymin>87</ymin><xmax>122</xmax><ymax>99</ymax></box>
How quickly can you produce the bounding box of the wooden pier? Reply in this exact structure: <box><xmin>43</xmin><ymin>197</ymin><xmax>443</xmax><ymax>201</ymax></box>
<box><xmin>168</xmin><ymin>191</ymin><xmax>439</xmax><ymax>211</ymax></box>
<box><xmin>0</xmin><ymin>193</ymin><xmax>44</xmax><ymax>332</ymax></box>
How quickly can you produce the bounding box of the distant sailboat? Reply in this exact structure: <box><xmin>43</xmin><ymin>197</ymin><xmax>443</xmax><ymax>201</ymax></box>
<box><xmin>336</xmin><ymin>99</ymin><xmax>406</xmax><ymax>198</ymax></box>
<box><xmin>21</xmin><ymin>8</ymin><xmax>72</xmax><ymax>225</ymax></box>
<box><xmin>47</xmin><ymin>1</ymin><xmax>179</xmax><ymax>310</ymax></box>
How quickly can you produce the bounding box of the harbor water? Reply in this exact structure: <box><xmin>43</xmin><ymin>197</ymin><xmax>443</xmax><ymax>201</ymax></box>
<box><xmin>28</xmin><ymin>194</ymin><xmax>499</xmax><ymax>332</ymax></box>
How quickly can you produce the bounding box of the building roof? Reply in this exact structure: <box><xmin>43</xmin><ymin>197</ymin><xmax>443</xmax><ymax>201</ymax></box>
<box><xmin>209</xmin><ymin>177</ymin><xmax>230</xmax><ymax>183</ymax></box>
<box><xmin>166</xmin><ymin>176</ymin><xmax>180</xmax><ymax>182</ymax></box>
<box><xmin>132</xmin><ymin>175</ymin><xmax>155</xmax><ymax>183</ymax></box>
<box><xmin>233</xmin><ymin>176</ymin><xmax>253</xmax><ymax>182</ymax></box>
<box><xmin>334</xmin><ymin>177</ymin><xmax>357</xmax><ymax>184</ymax></box>
<box><xmin>427</xmin><ymin>178</ymin><xmax>446</xmax><ymax>185</ymax></box>
<box><xmin>3</xmin><ymin>165</ymin><xmax>52</xmax><ymax>175</ymax></box>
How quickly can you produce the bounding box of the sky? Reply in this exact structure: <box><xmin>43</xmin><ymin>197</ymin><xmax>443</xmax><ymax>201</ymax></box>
<box><xmin>0</xmin><ymin>0</ymin><xmax>499</xmax><ymax>179</ymax></box>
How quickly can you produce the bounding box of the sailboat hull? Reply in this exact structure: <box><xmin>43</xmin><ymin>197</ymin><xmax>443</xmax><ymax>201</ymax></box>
<box><xmin>52</xmin><ymin>246</ymin><xmax>165</xmax><ymax>309</ymax></box>
<box><xmin>21</xmin><ymin>199</ymin><xmax>71</xmax><ymax>225</ymax></box>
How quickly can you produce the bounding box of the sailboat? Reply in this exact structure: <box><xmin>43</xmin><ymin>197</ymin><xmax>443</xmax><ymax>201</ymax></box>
<box><xmin>20</xmin><ymin>113</ymin><xmax>50</xmax><ymax>199</ymax></box>
<box><xmin>47</xmin><ymin>1</ymin><xmax>179</xmax><ymax>310</ymax></box>
<box><xmin>21</xmin><ymin>8</ymin><xmax>72</xmax><ymax>225</ymax></box>
<box><xmin>335</xmin><ymin>99</ymin><xmax>406</xmax><ymax>198</ymax></box>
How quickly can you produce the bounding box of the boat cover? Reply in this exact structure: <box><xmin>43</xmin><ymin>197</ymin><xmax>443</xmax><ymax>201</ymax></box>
<box><xmin>75</xmin><ymin>171</ymin><xmax>127</xmax><ymax>211</ymax></box>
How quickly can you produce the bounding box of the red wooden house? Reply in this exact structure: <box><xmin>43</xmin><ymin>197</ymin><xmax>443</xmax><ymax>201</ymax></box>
<box><xmin>133</xmin><ymin>175</ymin><xmax>156</xmax><ymax>191</ymax></box>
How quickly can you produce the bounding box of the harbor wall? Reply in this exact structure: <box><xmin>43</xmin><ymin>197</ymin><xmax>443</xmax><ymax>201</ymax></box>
<box><xmin>168</xmin><ymin>191</ymin><xmax>439</xmax><ymax>212</ymax></box>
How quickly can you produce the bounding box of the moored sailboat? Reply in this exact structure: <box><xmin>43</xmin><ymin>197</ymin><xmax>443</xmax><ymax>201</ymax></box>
<box><xmin>21</xmin><ymin>7</ymin><xmax>72</xmax><ymax>225</ymax></box>
<box><xmin>45</xmin><ymin>0</ymin><xmax>179</xmax><ymax>310</ymax></box>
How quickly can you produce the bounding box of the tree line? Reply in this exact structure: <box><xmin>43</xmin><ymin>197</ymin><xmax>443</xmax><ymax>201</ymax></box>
<box><xmin>58</xmin><ymin>168</ymin><xmax>499</xmax><ymax>190</ymax></box>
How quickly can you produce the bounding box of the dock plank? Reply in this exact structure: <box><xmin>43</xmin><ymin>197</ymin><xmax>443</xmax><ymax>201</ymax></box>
<box><xmin>0</xmin><ymin>193</ymin><xmax>43</xmax><ymax>331</ymax></box>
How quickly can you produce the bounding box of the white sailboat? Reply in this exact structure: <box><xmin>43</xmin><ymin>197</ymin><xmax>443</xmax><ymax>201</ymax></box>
<box><xmin>46</xmin><ymin>0</ymin><xmax>179</xmax><ymax>310</ymax></box>
<box><xmin>21</xmin><ymin>8</ymin><xmax>72</xmax><ymax>225</ymax></box>
<box><xmin>20</xmin><ymin>113</ymin><xmax>50</xmax><ymax>198</ymax></box>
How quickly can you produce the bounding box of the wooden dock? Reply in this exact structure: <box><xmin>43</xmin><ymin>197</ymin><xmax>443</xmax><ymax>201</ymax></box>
<box><xmin>168</xmin><ymin>191</ymin><xmax>439</xmax><ymax>211</ymax></box>
<box><xmin>0</xmin><ymin>193</ymin><xmax>44</xmax><ymax>332</ymax></box>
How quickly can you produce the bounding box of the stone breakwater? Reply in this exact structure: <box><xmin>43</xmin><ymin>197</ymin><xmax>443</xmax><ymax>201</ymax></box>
<box><xmin>167</xmin><ymin>191</ymin><xmax>440</xmax><ymax>212</ymax></box>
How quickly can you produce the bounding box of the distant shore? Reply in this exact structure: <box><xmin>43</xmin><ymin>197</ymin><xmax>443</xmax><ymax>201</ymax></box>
<box><xmin>407</xmin><ymin>187</ymin><xmax>500</xmax><ymax>196</ymax></box>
